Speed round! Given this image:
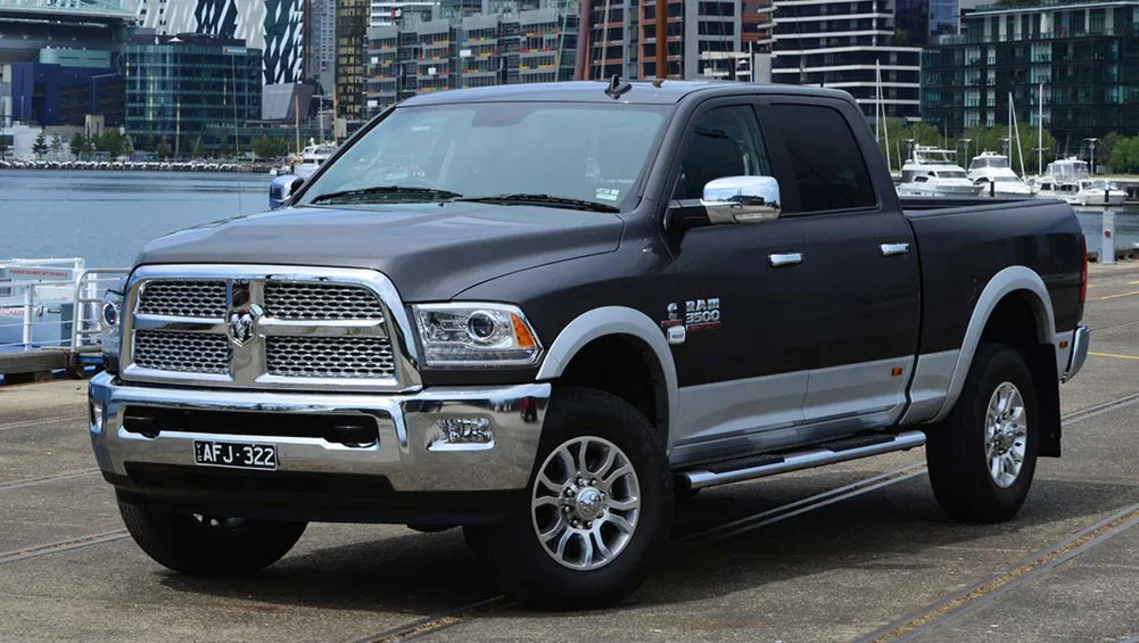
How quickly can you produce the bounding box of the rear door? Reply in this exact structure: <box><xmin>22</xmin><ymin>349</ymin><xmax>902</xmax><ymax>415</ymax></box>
<box><xmin>758</xmin><ymin>99</ymin><xmax>921</xmax><ymax>428</ymax></box>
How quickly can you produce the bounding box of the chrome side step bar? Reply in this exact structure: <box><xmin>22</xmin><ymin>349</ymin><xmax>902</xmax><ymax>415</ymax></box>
<box><xmin>679</xmin><ymin>430</ymin><xmax>927</xmax><ymax>491</ymax></box>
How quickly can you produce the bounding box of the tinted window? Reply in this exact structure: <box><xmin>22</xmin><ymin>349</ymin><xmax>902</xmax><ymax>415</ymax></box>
<box><xmin>769</xmin><ymin>104</ymin><xmax>877</xmax><ymax>213</ymax></box>
<box><xmin>673</xmin><ymin>105</ymin><xmax>771</xmax><ymax>200</ymax></box>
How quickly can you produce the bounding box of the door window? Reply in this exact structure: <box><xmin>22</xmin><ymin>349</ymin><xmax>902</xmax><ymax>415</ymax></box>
<box><xmin>673</xmin><ymin>105</ymin><xmax>772</xmax><ymax>200</ymax></box>
<box><xmin>768</xmin><ymin>104</ymin><xmax>877</xmax><ymax>213</ymax></box>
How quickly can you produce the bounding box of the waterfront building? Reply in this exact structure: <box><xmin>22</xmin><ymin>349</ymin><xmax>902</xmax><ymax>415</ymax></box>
<box><xmin>127</xmin><ymin>0</ymin><xmax>304</xmax><ymax>85</ymax></box>
<box><xmin>3</xmin><ymin>61</ymin><xmax>125</xmax><ymax>127</ymax></box>
<box><xmin>124</xmin><ymin>34</ymin><xmax>261</xmax><ymax>154</ymax></box>
<box><xmin>922</xmin><ymin>0</ymin><xmax>1139</xmax><ymax>145</ymax></box>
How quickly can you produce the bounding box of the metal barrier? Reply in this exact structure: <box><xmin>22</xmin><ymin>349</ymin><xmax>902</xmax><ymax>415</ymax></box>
<box><xmin>1</xmin><ymin>259</ymin><xmax>128</xmax><ymax>377</ymax></box>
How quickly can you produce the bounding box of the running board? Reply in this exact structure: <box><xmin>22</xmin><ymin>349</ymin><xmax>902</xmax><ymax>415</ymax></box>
<box><xmin>678</xmin><ymin>430</ymin><xmax>927</xmax><ymax>491</ymax></box>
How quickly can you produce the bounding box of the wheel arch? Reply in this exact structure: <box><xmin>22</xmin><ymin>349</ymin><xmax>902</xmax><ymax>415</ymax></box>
<box><xmin>535</xmin><ymin>307</ymin><xmax>678</xmax><ymax>452</ymax></box>
<box><xmin>933</xmin><ymin>265</ymin><xmax>1056</xmax><ymax>424</ymax></box>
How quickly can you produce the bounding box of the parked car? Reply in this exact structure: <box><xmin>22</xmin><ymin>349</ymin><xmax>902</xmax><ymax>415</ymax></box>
<box><xmin>91</xmin><ymin>79</ymin><xmax>1089</xmax><ymax>611</ymax></box>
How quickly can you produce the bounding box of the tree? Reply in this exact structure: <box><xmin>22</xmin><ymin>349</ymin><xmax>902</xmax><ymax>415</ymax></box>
<box><xmin>252</xmin><ymin>136</ymin><xmax>291</xmax><ymax>159</ymax></box>
<box><xmin>32</xmin><ymin>132</ymin><xmax>49</xmax><ymax>157</ymax></box>
<box><xmin>70</xmin><ymin>132</ymin><xmax>87</xmax><ymax>158</ymax></box>
<box><xmin>1098</xmin><ymin>131</ymin><xmax>1123</xmax><ymax>170</ymax></box>
<box><xmin>155</xmin><ymin>138</ymin><xmax>171</xmax><ymax>159</ymax></box>
<box><xmin>1110</xmin><ymin>137</ymin><xmax>1139</xmax><ymax>174</ymax></box>
<box><xmin>95</xmin><ymin>131</ymin><xmax>131</xmax><ymax>158</ymax></box>
<box><xmin>0</xmin><ymin>138</ymin><xmax>8</xmax><ymax>158</ymax></box>
<box><xmin>50</xmin><ymin>135</ymin><xmax>63</xmax><ymax>157</ymax></box>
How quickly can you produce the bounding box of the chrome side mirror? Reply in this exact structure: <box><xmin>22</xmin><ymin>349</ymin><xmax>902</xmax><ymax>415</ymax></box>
<box><xmin>701</xmin><ymin>175</ymin><xmax>781</xmax><ymax>224</ymax></box>
<box><xmin>269</xmin><ymin>175</ymin><xmax>304</xmax><ymax>210</ymax></box>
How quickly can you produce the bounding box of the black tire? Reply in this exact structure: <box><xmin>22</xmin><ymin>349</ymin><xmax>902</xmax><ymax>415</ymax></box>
<box><xmin>478</xmin><ymin>387</ymin><xmax>673</xmax><ymax>611</ymax></box>
<box><xmin>117</xmin><ymin>493</ymin><xmax>307</xmax><ymax>575</ymax></box>
<box><xmin>926</xmin><ymin>343</ymin><xmax>1040</xmax><ymax>524</ymax></box>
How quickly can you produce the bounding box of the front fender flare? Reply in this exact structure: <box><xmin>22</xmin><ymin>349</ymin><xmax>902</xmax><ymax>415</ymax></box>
<box><xmin>535</xmin><ymin>306</ymin><xmax>679</xmax><ymax>452</ymax></box>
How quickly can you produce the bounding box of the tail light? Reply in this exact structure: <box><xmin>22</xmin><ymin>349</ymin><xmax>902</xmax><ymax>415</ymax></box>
<box><xmin>1080</xmin><ymin>235</ymin><xmax>1088</xmax><ymax>304</ymax></box>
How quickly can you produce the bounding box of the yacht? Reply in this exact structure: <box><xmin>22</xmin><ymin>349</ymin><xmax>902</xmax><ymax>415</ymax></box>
<box><xmin>1031</xmin><ymin>157</ymin><xmax>1124</xmax><ymax>206</ymax></box>
<box><xmin>897</xmin><ymin>146</ymin><xmax>984</xmax><ymax>197</ymax></box>
<box><xmin>291</xmin><ymin>142</ymin><xmax>337</xmax><ymax>180</ymax></box>
<box><xmin>1073</xmin><ymin>178</ymin><xmax>1127</xmax><ymax>207</ymax></box>
<box><xmin>966</xmin><ymin>151</ymin><xmax>1035</xmax><ymax>198</ymax></box>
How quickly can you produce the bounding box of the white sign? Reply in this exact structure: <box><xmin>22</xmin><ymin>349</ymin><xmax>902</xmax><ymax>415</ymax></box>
<box><xmin>5</xmin><ymin>267</ymin><xmax>72</xmax><ymax>280</ymax></box>
<box><xmin>460</xmin><ymin>49</ymin><xmax>473</xmax><ymax>58</ymax></box>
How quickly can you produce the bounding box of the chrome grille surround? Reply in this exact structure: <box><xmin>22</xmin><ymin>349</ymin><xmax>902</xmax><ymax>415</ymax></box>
<box><xmin>120</xmin><ymin>265</ymin><xmax>421</xmax><ymax>392</ymax></box>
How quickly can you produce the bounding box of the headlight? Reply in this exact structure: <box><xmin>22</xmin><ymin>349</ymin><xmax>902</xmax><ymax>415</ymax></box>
<box><xmin>99</xmin><ymin>282</ymin><xmax>125</xmax><ymax>368</ymax></box>
<box><xmin>413</xmin><ymin>303</ymin><xmax>542</xmax><ymax>368</ymax></box>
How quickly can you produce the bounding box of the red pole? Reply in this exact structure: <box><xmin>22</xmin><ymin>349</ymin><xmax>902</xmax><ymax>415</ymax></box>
<box><xmin>574</xmin><ymin>0</ymin><xmax>593</xmax><ymax>80</ymax></box>
<box><xmin>656</xmin><ymin>0</ymin><xmax>667</xmax><ymax>79</ymax></box>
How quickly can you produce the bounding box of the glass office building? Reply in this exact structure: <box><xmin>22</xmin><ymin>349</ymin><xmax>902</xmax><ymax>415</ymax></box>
<box><xmin>124</xmin><ymin>34</ymin><xmax>262</xmax><ymax>154</ymax></box>
<box><xmin>922</xmin><ymin>0</ymin><xmax>1139</xmax><ymax>144</ymax></box>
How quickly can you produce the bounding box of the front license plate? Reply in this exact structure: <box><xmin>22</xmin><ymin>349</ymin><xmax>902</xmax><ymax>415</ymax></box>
<box><xmin>193</xmin><ymin>440</ymin><xmax>278</xmax><ymax>471</ymax></box>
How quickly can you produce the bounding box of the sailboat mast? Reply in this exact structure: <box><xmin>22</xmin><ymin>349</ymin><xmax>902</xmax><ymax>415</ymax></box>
<box><xmin>1038</xmin><ymin>83</ymin><xmax>1043</xmax><ymax>175</ymax></box>
<box><xmin>1011</xmin><ymin>92</ymin><xmax>1026</xmax><ymax>177</ymax></box>
<box><xmin>875</xmin><ymin>59</ymin><xmax>880</xmax><ymax>143</ymax></box>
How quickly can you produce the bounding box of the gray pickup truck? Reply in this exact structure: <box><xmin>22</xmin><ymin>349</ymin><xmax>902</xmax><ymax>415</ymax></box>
<box><xmin>90</xmin><ymin>79</ymin><xmax>1089</xmax><ymax>610</ymax></box>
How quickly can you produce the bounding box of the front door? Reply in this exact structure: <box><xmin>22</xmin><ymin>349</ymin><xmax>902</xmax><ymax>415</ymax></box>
<box><xmin>759</xmin><ymin>100</ymin><xmax>922</xmax><ymax>428</ymax></box>
<box><xmin>662</xmin><ymin>100</ymin><xmax>816</xmax><ymax>462</ymax></box>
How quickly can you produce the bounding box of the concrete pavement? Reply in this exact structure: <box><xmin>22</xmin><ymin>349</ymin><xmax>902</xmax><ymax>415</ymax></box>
<box><xmin>2</xmin><ymin>262</ymin><xmax>1138</xmax><ymax>642</ymax></box>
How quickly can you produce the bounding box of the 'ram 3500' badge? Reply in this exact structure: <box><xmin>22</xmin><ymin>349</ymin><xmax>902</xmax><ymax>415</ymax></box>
<box><xmin>662</xmin><ymin>298</ymin><xmax>721</xmax><ymax>338</ymax></box>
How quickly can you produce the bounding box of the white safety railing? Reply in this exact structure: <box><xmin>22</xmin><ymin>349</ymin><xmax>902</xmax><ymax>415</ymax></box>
<box><xmin>0</xmin><ymin>258</ymin><xmax>128</xmax><ymax>353</ymax></box>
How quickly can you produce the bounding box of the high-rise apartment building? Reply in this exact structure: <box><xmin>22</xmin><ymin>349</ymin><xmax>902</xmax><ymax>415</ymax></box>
<box><xmin>770</xmin><ymin>0</ymin><xmax>925</xmax><ymax>120</ymax></box>
<box><xmin>922</xmin><ymin>0</ymin><xmax>1139</xmax><ymax>143</ymax></box>
<box><xmin>305</xmin><ymin>0</ymin><xmax>337</xmax><ymax>93</ymax></box>
<box><xmin>336</xmin><ymin>0</ymin><xmax>369</xmax><ymax>121</ymax></box>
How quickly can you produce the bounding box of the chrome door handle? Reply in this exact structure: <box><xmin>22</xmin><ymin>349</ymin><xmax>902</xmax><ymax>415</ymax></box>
<box><xmin>769</xmin><ymin>252</ymin><xmax>803</xmax><ymax>267</ymax></box>
<box><xmin>880</xmin><ymin>242</ymin><xmax>911</xmax><ymax>257</ymax></box>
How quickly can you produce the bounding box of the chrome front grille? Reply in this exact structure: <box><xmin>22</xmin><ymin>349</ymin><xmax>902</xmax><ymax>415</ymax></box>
<box><xmin>133</xmin><ymin>330</ymin><xmax>231</xmax><ymax>374</ymax></box>
<box><xmin>122</xmin><ymin>266</ymin><xmax>417</xmax><ymax>391</ymax></box>
<box><xmin>266</xmin><ymin>336</ymin><xmax>395</xmax><ymax>379</ymax></box>
<box><xmin>137</xmin><ymin>280</ymin><xmax>227</xmax><ymax>318</ymax></box>
<box><xmin>265</xmin><ymin>282</ymin><xmax>385</xmax><ymax>320</ymax></box>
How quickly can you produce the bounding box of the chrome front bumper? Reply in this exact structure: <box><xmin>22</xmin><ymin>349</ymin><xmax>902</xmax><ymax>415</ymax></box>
<box><xmin>88</xmin><ymin>372</ymin><xmax>550</xmax><ymax>493</ymax></box>
<box><xmin>1062</xmin><ymin>325</ymin><xmax>1090</xmax><ymax>382</ymax></box>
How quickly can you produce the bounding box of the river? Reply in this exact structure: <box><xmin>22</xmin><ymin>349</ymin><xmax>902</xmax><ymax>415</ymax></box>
<box><xmin>1</xmin><ymin>170</ymin><xmax>1137</xmax><ymax>267</ymax></box>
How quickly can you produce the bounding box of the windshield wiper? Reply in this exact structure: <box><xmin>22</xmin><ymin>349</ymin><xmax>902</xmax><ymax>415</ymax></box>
<box><xmin>454</xmin><ymin>193</ymin><xmax>620</xmax><ymax>213</ymax></box>
<box><xmin>309</xmin><ymin>186</ymin><xmax>463</xmax><ymax>204</ymax></box>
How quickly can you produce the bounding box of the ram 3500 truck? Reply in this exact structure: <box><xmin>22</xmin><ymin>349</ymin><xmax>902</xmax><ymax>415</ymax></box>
<box><xmin>90</xmin><ymin>80</ymin><xmax>1090</xmax><ymax>611</ymax></box>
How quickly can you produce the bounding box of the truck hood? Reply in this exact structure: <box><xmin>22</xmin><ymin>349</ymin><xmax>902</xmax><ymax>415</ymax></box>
<box><xmin>134</xmin><ymin>203</ymin><xmax>624</xmax><ymax>301</ymax></box>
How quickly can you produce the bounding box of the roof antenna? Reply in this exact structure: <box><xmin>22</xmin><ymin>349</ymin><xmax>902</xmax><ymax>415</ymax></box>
<box><xmin>605</xmin><ymin>74</ymin><xmax>632</xmax><ymax>99</ymax></box>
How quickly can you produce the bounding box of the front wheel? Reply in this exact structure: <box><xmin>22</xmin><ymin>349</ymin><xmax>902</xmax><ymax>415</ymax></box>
<box><xmin>926</xmin><ymin>343</ymin><xmax>1040</xmax><ymax>524</ymax></box>
<box><xmin>118</xmin><ymin>493</ymin><xmax>307</xmax><ymax>575</ymax></box>
<box><xmin>475</xmin><ymin>387</ymin><xmax>673</xmax><ymax>611</ymax></box>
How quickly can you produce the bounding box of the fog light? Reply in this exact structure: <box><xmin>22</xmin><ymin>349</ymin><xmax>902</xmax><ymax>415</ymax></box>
<box><xmin>90</xmin><ymin>400</ymin><xmax>105</xmax><ymax>432</ymax></box>
<box><xmin>428</xmin><ymin>417</ymin><xmax>494</xmax><ymax>451</ymax></box>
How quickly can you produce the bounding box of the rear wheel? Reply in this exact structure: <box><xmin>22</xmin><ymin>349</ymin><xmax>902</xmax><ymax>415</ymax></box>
<box><xmin>926</xmin><ymin>343</ymin><xmax>1039</xmax><ymax>524</ymax></box>
<box><xmin>473</xmin><ymin>387</ymin><xmax>673</xmax><ymax>611</ymax></box>
<box><xmin>118</xmin><ymin>493</ymin><xmax>307</xmax><ymax>575</ymax></box>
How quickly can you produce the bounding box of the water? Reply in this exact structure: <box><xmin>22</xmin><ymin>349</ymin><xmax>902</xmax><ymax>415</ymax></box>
<box><xmin>1</xmin><ymin>170</ymin><xmax>273</xmax><ymax>267</ymax></box>
<box><xmin>1</xmin><ymin>170</ymin><xmax>1137</xmax><ymax>267</ymax></box>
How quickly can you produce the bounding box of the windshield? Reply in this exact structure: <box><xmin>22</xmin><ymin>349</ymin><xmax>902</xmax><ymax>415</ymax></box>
<box><xmin>972</xmin><ymin>156</ymin><xmax>1009</xmax><ymax>169</ymax></box>
<box><xmin>298</xmin><ymin>102</ymin><xmax>670</xmax><ymax>209</ymax></box>
<box><xmin>935</xmin><ymin>170</ymin><xmax>967</xmax><ymax>179</ymax></box>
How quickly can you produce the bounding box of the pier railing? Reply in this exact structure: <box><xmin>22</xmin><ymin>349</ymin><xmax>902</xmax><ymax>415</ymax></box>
<box><xmin>1</xmin><ymin>259</ymin><xmax>127</xmax><ymax>377</ymax></box>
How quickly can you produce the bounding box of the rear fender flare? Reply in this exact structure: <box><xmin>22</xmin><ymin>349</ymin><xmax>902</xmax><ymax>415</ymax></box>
<box><xmin>932</xmin><ymin>265</ymin><xmax>1055</xmax><ymax>423</ymax></box>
